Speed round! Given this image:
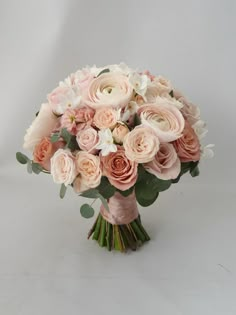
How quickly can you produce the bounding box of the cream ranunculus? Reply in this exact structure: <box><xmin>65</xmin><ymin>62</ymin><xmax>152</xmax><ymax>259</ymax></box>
<box><xmin>85</xmin><ymin>72</ymin><xmax>133</xmax><ymax>109</ymax></box>
<box><xmin>23</xmin><ymin>103</ymin><xmax>59</xmax><ymax>152</ymax></box>
<box><xmin>144</xmin><ymin>143</ymin><xmax>181</xmax><ymax>180</ymax></box>
<box><xmin>123</xmin><ymin>126</ymin><xmax>160</xmax><ymax>163</ymax></box>
<box><xmin>137</xmin><ymin>98</ymin><xmax>185</xmax><ymax>142</ymax></box>
<box><xmin>75</xmin><ymin>151</ymin><xmax>102</xmax><ymax>188</ymax></box>
<box><xmin>50</xmin><ymin>149</ymin><xmax>77</xmax><ymax>186</ymax></box>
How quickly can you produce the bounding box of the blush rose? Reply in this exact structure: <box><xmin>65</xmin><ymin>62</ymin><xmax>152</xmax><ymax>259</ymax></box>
<box><xmin>100</xmin><ymin>146</ymin><xmax>138</xmax><ymax>191</ymax></box>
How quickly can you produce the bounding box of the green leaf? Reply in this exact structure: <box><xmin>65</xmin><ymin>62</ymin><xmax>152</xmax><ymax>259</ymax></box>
<box><xmin>190</xmin><ymin>165</ymin><xmax>200</xmax><ymax>177</ymax></box>
<box><xmin>67</xmin><ymin>136</ymin><xmax>79</xmax><ymax>151</ymax></box>
<box><xmin>169</xmin><ymin>90</ymin><xmax>174</xmax><ymax>97</ymax></box>
<box><xmin>97</xmin><ymin>177</ymin><xmax>116</xmax><ymax>199</ymax></box>
<box><xmin>97</xmin><ymin>68</ymin><xmax>110</xmax><ymax>77</ymax></box>
<box><xmin>16</xmin><ymin>152</ymin><xmax>29</xmax><ymax>164</ymax></box>
<box><xmin>80</xmin><ymin>204</ymin><xmax>95</xmax><ymax>218</ymax></box>
<box><xmin>136</xmin><ymin>190</ymin><xmax>159</xmax><ymax>207</ymax></box>
<box><xmin>133</xmin><ymin>113</ymin><xmax>141</xmax><ymax>126</ymax></box>
<box><xmin>60</xmin><ymin>184</ymin><xmax>67</xmax><ymax>199</ymax></box>
<box><xmin>35</xmin><ymin>111</ymin><xmax>39</xmax><ymax>116</ymax></box>
<box><xmin>50</xmin><ymin>133</ymin><xmax>60</xmax><ymax>143</ymax></box>
<box><xmin>32</xmin><ymin>162</ymin><xmax>43</xmax><ymax>174</ymax></box>
<box><xmin>61</xmin><ymin>128</ymin><xmax>72</xmax><ymax>145</ymax></box>
<box><xmin>27</xmin><ymin>161</ymin><xmax>32</xmax><ymax>174</ymax></box>
<box><xmin>80</xmin><ymin>188</ymin><xmax>109</xmax><ymax>212</ymax></box>
<box><xmin>80</xmin><ymin>189</ymin><xmax>99</xmax><ymax>199</ymax></box>
<box><xmin>96</xmin><ymin>192</ymin><xmax>109</xmax><ymax>212</ymax></box>
<box><xmin>152</xmin><ymin>177</ymin><xmax>172</xmax><ymax>192</ymax></box>
<box><xmin>118</xmin><ymin>186</ymin><xmax>134</xmax><ymax>197</ymax></box>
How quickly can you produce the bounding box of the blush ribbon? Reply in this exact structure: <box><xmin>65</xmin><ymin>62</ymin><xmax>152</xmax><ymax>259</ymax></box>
<box><xmin>100</xmin><ymin>191</ymin><xmax>139</xmax><ymax>225</ymax></box>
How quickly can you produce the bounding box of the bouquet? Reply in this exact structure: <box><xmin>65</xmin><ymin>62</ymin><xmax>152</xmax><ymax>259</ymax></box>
<box><xmin>16</xmin><ymin>63</ymin><xmax>213</xmax><ymax>252</ymax></box>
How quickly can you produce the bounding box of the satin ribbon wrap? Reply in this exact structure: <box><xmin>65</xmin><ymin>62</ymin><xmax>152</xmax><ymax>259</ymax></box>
<box><xmin>100</xmin><ymin>191</ymin><xmax>139</xmax><ymax>225</ymax></box>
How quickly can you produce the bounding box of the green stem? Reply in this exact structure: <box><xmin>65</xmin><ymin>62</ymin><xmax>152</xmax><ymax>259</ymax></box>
<box><xmin>92</xmin><ymin>214</ymin><xmax>102</xmax><ymax>240</ymax></box>
<box><xmin>130</xmin><ymin>221</ymin><xmax>146</xmax><ymax>242</ymax></box>
<box><xmin>99</xmin><ymin>217</ymin><xmax>106</xmax><ymax>247</ymax></box>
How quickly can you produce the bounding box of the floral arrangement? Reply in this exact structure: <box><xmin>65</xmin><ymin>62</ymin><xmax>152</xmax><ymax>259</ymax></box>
<box><xmin>16</xmin><ymin>63</ymin><xmax>213</xmax><ymax>252</ymax></box>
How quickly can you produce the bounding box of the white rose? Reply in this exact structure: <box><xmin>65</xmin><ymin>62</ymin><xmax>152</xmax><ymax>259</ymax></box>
<box><xmin>23</xmin><ymin>103</ymin><xmax>59</xmax><ymax>152</ymax></box>
<box><xmin>50</xmin><ymin>149</ymin><xmax>77</xmax><ymax>186</ymax></box>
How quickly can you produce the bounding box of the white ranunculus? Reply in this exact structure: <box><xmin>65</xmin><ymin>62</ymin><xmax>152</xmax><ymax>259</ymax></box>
<box><xmin>23</xmin><ymin>103</ymin><xmax>59</xmax><ymax>152</ymax></box>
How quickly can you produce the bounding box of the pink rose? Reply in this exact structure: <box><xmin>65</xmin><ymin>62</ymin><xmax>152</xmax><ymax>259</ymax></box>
<box><xmin>93</xmin><ymin>107</ymin><xmax>119</xmax><ymax>130</ymax></box>
<box><xmin>76</xmin><ymin>127</ymin><xmax>98</xmax><ymax>154</ymax></box>
<box><xmin>100</xmin><ymin>146</ymin><xmax>138</xmax><ymax>191</ymax></box>
<box><xmin>112</xmin><ymin>123</ymin><xmax>130</xmax><ymax>144</ymax></box>
<box><xmin>123</xmin><ymin>126</ymin><xmax>160</xmax><ymax>163</ymax></box>
<box><xmin>137</xmin><ymin>99</ymin><xmax>185</xmax><ymax>142</ymax></box>
<box><xmin>33</xmin><ymin>137</ymin><xmax>64</xmax><ymax>171</ymax></box>
<box><xmin>75</xmin><ymin>152</ymin><xmax>102</xmax><ymax>189</ymax></box>
<box><xmin>85</xmin><ymin>73</ymin><xmax>133</xmax><ymax>109</ymax></box>
<box><xmin>50</xmin><ymin>149</ymin><xmax>77</xmax><ymax>186</ymax></box>
<box><xmin>172</xmin><ymin>121</ymin><xmax>201</xmax><ymax>162</ymax></box>
<box><xmin>23</xmin><ymin>103</ymin><xmax>59</xmax><ymax>152</ymax></box>
<box><xmin>144</xmin><ymin>143</ymin><xmax>181</xmax><ymax>180</ymax></box>
<box><xmin>48</xmin><ymin>86</ymin><xmax>81</xmax><ymax>115</ymax></box>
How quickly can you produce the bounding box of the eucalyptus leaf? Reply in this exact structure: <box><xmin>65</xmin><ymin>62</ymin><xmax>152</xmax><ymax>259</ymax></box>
<box><xmin>97</xmin><ymin>68</ymin><xmax>110</xmax><ymax>77</ymax></box>
<box><xmin>80</xmin><ymin>204</ymin><xmax>95</xmax><ymax>218</ymax></box>
<box><xmin>118</xmin><ymin>186</ymin><xmax>134</xmax><ymax>197</ymax></box>
<box><xmin>97</xmin><ymin>177</ymin><xmax>116</xmax><ymax>199</ymax></box>
<box><xmin>67</xmin><ymin>136</ymin><xmax>79</xmax><ymax>151</ymax></box>
<box><xmin>60</xmin><ymin>184</ymin><xmax>67</xmax><ymax>199</ymax></box>
<box><xmin>190</xmin><ymin>165</ymin><xmax>200</xmax><ymax>177</ymax></box>
<box><xmin>61</xmin><ymin>128</ymin><xmax>72</xmax><ymax>144</ymax></box>
<box><xmin>50</xmin><ymin>133</ymin><xmax>60</xmax><ymax>143</ymax></box>
<box><xmin>16</xmin><ymin>152</ymin><xmax>29</xmax><ymax>164</ymax></box>
<box><xmin>134</xmin><ymin>113</ymin><xmax>141</xmax><ymax>126</ymax></box>
<box><xmin>96</xmin><ymin>192</ymin><xmax>109</xmax><ymax>212</ymax></box>
<box><xmin>32</xmin><ymin>162</ymin><xmax>43</xmax><ymax>174</ymax></box>
<box><xmin>169</xmin><ymin>90</ymin><xmax>174</xmax><ymax>97</ymax></box>
<box><xmin>27</xmin><ymin>161</ymin><xmax>33</xmax><ymax>174</ymax></box>
<box><xmin>80</xmin><ymin>189</ymin><xmax>99</xmax><ymax>199</ymax></box>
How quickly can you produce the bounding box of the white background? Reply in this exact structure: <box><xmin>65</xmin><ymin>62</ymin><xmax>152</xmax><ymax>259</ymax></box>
<box><xmin>0</xmin><ymin>0</ymin><xmax>236</xmax><ymax>314</ymax></box>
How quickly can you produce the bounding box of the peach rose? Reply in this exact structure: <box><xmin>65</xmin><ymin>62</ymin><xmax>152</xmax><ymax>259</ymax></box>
<box><xmin>23</xmin><ymin>103</ymin><xmax>59</xmax><ymax>152</ymax></box>
<box><xmin>93</xmin><ymin>107</ymin><xmax>119</xmax><ymax>130</ymax></box>
<box><xmin>112</xmin><ymin>123</ymin><xmax>130</xmax><ymax>144</ymax></box>
<box><xmin>172</xmin><ymin>121</ymin><xmax>201</xmax><ymax>162</ymax></box>
<box><xmin>50</xmin><ymin>149</ymin><xmax>77</xmax><ymax>186</ymax></box>
<box><xmin>75</xmin><ymin>152</ymin><xmax>102</xmax><ymax>189</ymax></box>
<box><xmin>100</xmin><ymin>146</ymin><xmax>138</xmax><ymax>191</ymax></box>
<box><xmin>85</xmin><ymin>73</ymin><xmax>133</xmax><ymax>108</ymax></box>
<box><xmin>123</xmin><ymin>126</ymin><xmax>160</xmax><ymax>163</ymax></box>
<box><xmin>137</xmin><ymin>99</ymin><xmax>185</xmax><ymax>142</ymax></box>
<box><xmin>76</xmin><ymin>127</ymin><xmax>98</xmax><ymax>154</ymax></box>
<box><xmin>144</xmin><ymin>143</ymin><xmax>181</xmax><ymax>180</ymax></box>
<box><xmin>33</xmin><ymin>137</ymin><xmax>64</xmax><ymax>171</ymax></box>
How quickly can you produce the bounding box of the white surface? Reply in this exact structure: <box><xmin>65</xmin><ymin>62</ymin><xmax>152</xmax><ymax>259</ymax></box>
<box><xmin>1</xmin><ymin>0</ymin><xmax>236</xmax><ymax>314</ymax></box>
